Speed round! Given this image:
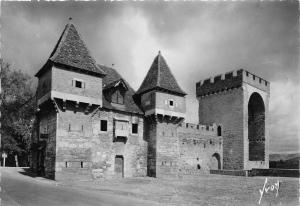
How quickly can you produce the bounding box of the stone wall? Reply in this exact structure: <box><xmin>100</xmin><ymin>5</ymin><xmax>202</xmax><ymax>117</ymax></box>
<box><xmin>178</xmin><ymin>123</ymin><xmax>223</xmax><ymax>175</ymax></box>
<box><xmin>197</xmin><ymin>87</ymin><xmax>244</xmax><ymax>170</ymax></box>
<box><xmin>38</xmin><ymin>107</ymin><xmax>57</xmax><ymax>179</ymax></box>
<box><xmin>155</xmin><ymin>92</ymin><xmax>186</xmax><ymax>114</ymax></box>
<box><xmin>90</xmin><ymin>109</ymin><xmax>147</xmax><ymax>179</ymax></box>
<box><xmin>55</xmin><ymin>105</ymin><xmax>93</xmax><ymax>180</ymax></box>
<box><xmin>51</xmin><ymin>66</ymin><xmax>103</xmax><ymax>105</ymax></box>
<box><xmin>141</xmin><ymin>91</ymin><xmax>186</xmax><ymax>117</ymax></box>
<box><xmin>144</xmin><ymin>119</ymin><xmax>157</xmax><ymax>177</ymax></box>
<box><xmin>36</xmin><ymin>68</ymin><xmax>52</xmax><ymax>99</ymax></box>
<box><xmin>155</xmin><ymin>121</ymin><xmax>180</xmax><ymax>177</ymax></box>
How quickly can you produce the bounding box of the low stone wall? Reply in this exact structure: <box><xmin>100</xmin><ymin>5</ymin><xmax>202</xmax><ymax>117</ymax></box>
<box><xmin>249</xmin><ymin>169</ymin><xmax>300</xmax><ymax>178</ymax></box>
<box><xmin>210</xmin><ymin>169</ymin><xmax>247</xmax><ymax>176</ymax></box>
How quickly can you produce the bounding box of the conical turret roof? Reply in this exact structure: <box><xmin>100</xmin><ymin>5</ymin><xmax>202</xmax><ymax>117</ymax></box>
<box><xmin>136</xmin><ymin>51</ymin><xmax>186</xmax><ymax>96</ymax></box>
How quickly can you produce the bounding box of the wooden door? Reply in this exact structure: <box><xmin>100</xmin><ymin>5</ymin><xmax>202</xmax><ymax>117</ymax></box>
<box><xmin>115</xmin><ymin>155</ymin><xmax>124</xmax><ymax>177</ymax></box>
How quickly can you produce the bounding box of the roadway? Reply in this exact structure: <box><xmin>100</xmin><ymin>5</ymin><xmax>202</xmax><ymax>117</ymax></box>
<box><xmin>1</xmin><ymin>167</ymin><xmax>161</xmax><ymax>206</ymax></box>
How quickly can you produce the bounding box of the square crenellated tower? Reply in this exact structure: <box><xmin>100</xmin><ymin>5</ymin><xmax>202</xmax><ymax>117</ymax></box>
<box><xmin>196</xmin><ymin>69</ymin><xmax>270</xmax><ymax>170</ymax></box>
<box><xmin>135</xmin><ymin>51</ymin><xmax>186</xmax><ymax>177</ymax></box>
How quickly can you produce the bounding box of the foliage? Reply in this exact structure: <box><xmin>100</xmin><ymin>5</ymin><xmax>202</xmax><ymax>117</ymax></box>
<box><xmin>0</xmin><ymin>59</ymin><xmax>36</xmax><ymax>157</ymax></box>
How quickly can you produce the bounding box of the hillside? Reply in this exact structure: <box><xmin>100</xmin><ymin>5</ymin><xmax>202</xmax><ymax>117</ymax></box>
<box><xmin>269</xmin><ymin>153</ymin><xmax>300</xmax><ymax>169</ymax></box>
<box><xmin>269</xmin><ymin>153</ymin><xmax>300</xmax><ymax>161</ymax></box>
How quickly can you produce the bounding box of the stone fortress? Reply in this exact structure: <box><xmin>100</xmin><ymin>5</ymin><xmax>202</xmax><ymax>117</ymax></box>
<box><xmin>31</xmin><ymin>20</ymin><xmax>269</xmax><ymax>180</ymax></box>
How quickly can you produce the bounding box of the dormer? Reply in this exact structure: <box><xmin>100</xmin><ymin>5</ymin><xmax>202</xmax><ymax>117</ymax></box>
<box><xmin>136</xmin><ymin>51</ymin><xmax>186</xmax><ymax>122</ymax></box>
<box><xmin>35</xmin><ymin>19</ymin><xmax>105</xmax><ymax>110</ymax></box>
<box><xmin>103</xmin><ymin>78</ymin><xmax>128</xmax><ymax>108</ymax></box>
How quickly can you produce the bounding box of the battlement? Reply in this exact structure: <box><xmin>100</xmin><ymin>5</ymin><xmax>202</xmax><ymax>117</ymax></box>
<box><xmin>179</xmin><ymin>122</ymin><xmax>216</xmax><ymax>134</ymax></box>
<box><xmin>196</xmin><ymin>69</ymin><xmax>270</xmax><ymax>97</ymax></box>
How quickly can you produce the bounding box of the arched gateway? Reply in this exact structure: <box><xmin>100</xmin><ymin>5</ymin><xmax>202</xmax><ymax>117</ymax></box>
<box><xmin>248</xmin><ymin>92</ymin><xmax>265</xmax><ymax>161</ymax></box>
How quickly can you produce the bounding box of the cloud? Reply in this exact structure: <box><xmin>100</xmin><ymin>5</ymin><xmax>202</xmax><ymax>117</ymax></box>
<box><xmin>269</xmin><ymin>80</ymin><xmax>300</xmax><ymax>153</ymax></box>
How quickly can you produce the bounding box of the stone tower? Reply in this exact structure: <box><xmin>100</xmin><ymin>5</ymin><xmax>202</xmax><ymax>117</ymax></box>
<box><xmin>135</xmin><ymin>51</ymin><xmax>186</xmax><ymax>177</ymax></box>
<box><xmin>35</xmin><ymin>20</ymin><xmax>106</xmax><ymax>179</ymax></box>
<box><xmin>196</xmin><ymin>69</ymin><xmax>270</xmax><ymax>170</ymax></box>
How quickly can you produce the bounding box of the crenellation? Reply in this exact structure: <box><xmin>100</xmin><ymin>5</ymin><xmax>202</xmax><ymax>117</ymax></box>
<box><xmin>196</xmin><ymin>69</ymin><xmax>269</xmax><ymax>97</ymax></box>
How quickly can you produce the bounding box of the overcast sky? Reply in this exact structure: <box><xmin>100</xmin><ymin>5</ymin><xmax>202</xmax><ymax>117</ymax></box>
<box><xmin>2</xmin><ymin>1</ymin><xmax>299</xmax><ymax>154</ymax></box>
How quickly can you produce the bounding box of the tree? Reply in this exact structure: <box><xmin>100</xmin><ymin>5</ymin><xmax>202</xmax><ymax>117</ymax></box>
<box><xmin>0</xmin><ymin>59</ymin><xmax>36</xmax><ymax>166</ymax></box>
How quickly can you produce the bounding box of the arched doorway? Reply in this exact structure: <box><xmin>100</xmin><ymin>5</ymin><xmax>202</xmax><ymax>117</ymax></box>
<box><xmin>248</xmin><ymin>92</ymin><xmax>265</xmax><ymax>161</ymax></box>
<box><xmin>211</xmin><ymin>153</ymin><xmax>221</xmax><ymax>170</ymax></box>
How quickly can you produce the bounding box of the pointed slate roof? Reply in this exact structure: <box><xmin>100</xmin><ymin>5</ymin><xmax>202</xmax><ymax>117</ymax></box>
<box><xmin>36</xmin><ymin>19</ymin><xmax>105</xmax><ymax>77</ymax></box>
<box><xmin>136</xmin><ymin>51</ymin><xmax>186</xmax><ymax>96</ymax></box>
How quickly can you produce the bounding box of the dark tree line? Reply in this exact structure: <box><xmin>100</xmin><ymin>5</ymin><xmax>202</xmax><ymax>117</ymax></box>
<box><xmin>1</xmin><ymin>59</ymin><xmax>36</xmax><ymax>166</ymax></box>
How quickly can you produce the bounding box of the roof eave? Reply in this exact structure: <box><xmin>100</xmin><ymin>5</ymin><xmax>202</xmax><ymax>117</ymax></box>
<box><xmin>136</xmin><ymin>86</ymin><xmax>187</xmax><ymax>97</ymax></box>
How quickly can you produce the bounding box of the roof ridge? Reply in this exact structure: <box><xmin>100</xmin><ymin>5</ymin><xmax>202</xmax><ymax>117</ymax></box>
<box><xmin>49</xmin><ymin>23</ymin><xmax>70</xmax><ymax>60</ymax></box>
<box><xmin>157</xmin><ymin>51</ymin><xmax>161</xmax><ymax>87</ymax></box>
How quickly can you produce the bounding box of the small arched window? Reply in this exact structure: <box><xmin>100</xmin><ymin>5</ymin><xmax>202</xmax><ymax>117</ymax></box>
<box><xmin>217</xmin><ymin>126</ymin><xmax>222</xmax><ymax>136</ymax></box>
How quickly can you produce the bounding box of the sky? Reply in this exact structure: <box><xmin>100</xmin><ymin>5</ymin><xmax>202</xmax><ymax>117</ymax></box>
<box><xmin>1</xmin><ymin>1</ymin><xmax>299</xmax><ymax>154</ymax></box>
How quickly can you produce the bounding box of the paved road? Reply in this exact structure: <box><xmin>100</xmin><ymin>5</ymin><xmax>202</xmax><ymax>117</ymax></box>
<box><xmin>1</xmin><ymin>167</ymin><xmax>161</xmax><ymax>206</ymax></box>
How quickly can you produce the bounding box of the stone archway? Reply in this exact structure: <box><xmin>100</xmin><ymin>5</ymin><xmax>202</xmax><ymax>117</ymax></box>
<box><xmin>248</xmin><ymin>92</ymin><xmax>265</xmax><ymax>161</ymax></box>
<box><xmin>211</xmin><ymin>153</ymin><xmax>221</xmax><ymax>170</ymax></box>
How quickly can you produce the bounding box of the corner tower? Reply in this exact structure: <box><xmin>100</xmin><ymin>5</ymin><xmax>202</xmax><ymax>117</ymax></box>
<box><xmin>136</xmin><ymin>51</ymin><xmax>186</xmax><ymax>177</ymax></box>
<box><xmin>34</xmin><ymin>19</ymin><xmax>105</xmax><ymax>179</ymax></box>
<box><xmin>196</xmin><ymin>69</ymin><xmax>270</xmax><ymax>170</ymax></box>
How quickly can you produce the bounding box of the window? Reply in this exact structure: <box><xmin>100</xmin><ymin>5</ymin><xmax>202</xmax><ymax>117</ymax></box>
<box><xmin>65</xmin><ymin>162</ymin><xmax>68</xmax><ymax>168</ymax></box>
<box><xmin>72</xmin><ymin>79</ymin><xmax>85</xmax><ymax>89</ymax></box>
<box><xmin>101</xmin><ymin>120</ymin><xmax>107</xmax><ymax>131</ymax></box>
<box><xmin>168</xmin><ymin>99</ymin><xmax>174</xmax><ymax>107</ymax></box>
<box><xmin>80</xmin><ymin>162</ymin><xmax>83</xmax><ymax>168</ymax></box>
<box><xmin>197</xmin><ymin>164</ymin><xmax>201</xmax><ymax>170</ymax></box>
<box><xmin>112</xmin><ymin>90</ymin><xmax>124</xmax><ymax>104</ymax></box>
<box><xmin>132</xmin><ymin>124</ymin><xmax>138</xmax><ymax>134</ymax></box>
<box><xmin>75</xmin><ymin>80</ymin><xmax>82</xmax><ymax>88</ymax></box>
<box><xmin>217</xmin><ymin>126</ymin><xmax>222</xmax><ymax>136</ymax></box>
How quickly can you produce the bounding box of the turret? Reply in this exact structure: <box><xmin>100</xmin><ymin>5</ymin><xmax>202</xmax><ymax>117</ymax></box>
<box><xmin>33</xmin><ymin>19</ymin><xmax>105</xmax><ymax>179</ymax></box>
<box><xmin>136</xmin><ymin>51</ymin><xmax>186</xmax><ymax>177</ymax></box>
<box><xmin>136</xmin><ymin>51</ymin><xmax>186</xmax><ymax>124</ymax></box>
<box><xmin>35</xmin><ymin>18</ymin><xmax>105</xmax><ymax>113</ymax></box>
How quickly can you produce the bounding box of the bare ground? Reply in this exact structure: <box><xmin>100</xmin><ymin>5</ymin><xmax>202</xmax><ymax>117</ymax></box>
<box><xmin>60</xmin><ymin>174</ymin><xmax>299</xmax><ymax>206</ymax></box>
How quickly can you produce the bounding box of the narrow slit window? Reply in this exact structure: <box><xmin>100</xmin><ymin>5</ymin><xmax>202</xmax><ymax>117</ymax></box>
<box><xmin>80</xmin><ymin>162</ymin><xmax>83</xmax><ymax>168</ymax></box>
